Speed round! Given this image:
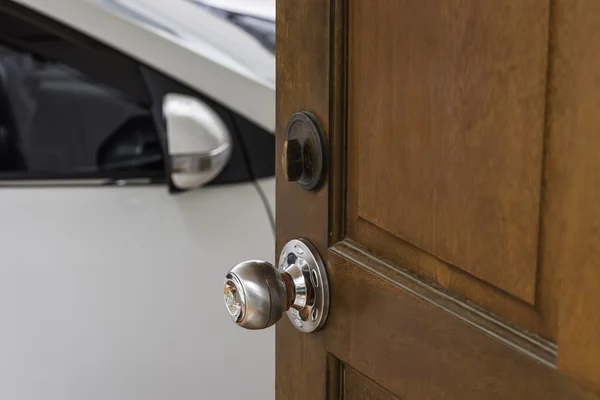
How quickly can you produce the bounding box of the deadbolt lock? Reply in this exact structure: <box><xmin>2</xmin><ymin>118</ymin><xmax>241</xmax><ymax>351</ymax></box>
<box><xmin>281</xmin><ymin>112</ymin><xmax>327</xmax><ymax>191</ymax></box>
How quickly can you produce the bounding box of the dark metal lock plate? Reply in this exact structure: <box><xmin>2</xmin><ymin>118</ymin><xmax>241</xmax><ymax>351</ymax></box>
<box><xmin>282</xmin><ymin>112</ymin><xmax>327</xmax><ymax>191</ymax></box>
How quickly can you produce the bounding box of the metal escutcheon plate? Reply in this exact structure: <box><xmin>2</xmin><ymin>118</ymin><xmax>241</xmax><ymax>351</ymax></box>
<box><xmin>278</xmin><ymin>239</ymin><xmax>329</xmax><ymax>333</ymax></box>
<box><xmin>285</xmin><ymin>112</ymin><xmax>327</xmax><ymax>191</ymax></box>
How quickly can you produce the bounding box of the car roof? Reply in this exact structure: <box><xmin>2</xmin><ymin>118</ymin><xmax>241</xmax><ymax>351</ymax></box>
<box><xmin>10</xmin><ymin>0</ymin><xmax>275</xmax><ymax>132</ymax></box>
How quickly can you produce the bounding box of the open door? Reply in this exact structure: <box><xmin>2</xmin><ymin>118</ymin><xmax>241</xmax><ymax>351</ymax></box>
<box><xmin>273</xmin><ymin>1</ymin><xmax>600</xmax><ymax>399</ymax></box>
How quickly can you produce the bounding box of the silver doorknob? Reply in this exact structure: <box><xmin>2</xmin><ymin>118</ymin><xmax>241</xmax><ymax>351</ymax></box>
<box><xmin>224</xmin><ymin>260</ymin><xmax>289</xmax><ymax>330</ymax></box>
<box><xmin>223</xmin><ymin>239</ymin><xmax>329</xmax><ymax>333</ymax></box>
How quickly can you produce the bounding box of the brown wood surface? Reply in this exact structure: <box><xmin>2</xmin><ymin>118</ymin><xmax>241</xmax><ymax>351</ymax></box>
<box><xmin>344</xmin><ymin>214</ymin><xmax>558</xmax><ymax>340</ymax></box>
<box><xmin>275</xmin><ymin>1</ymin><xmax>331</xmax><ymax>399</ymax></box>
<box><xmin>326</xmin><ymin>244</ymin><xmax>597</xmax><ymax>400</ymax></box>
<box><xmin>552</xmin><ymin>0</ymin><xmax>600</xmax><ymax>392</ymax></box>
<box><xmin>277</xmin><ymin>0</ymin><xmax>600</xmax><ymax>398</ymax></box>
<box><xmin>347</xmin><ymin>0</ymin><xmax>549</xmax><ymax>305</ymax></box>
<box><xmin>344</xmin><ymin>0</ymin><xmax>567</xmax><ymax>342</ymax></box>
<box><xmin>343</xmin><ymin>364</ymin><xmax>400</xmax><ymax>400</ymax></box>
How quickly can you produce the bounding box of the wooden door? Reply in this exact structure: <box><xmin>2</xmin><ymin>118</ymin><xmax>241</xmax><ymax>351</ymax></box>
<box><xmin>276</xmin><ymin>1</ymin><xmax>600</xmax><ymax>399</ymax></box>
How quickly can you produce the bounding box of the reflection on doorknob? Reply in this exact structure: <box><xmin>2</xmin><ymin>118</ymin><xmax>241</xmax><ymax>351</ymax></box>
<box><xmin>223</xmin><ymin>239</ymin><xmax>329</xmax><ymax>333</ymax></box>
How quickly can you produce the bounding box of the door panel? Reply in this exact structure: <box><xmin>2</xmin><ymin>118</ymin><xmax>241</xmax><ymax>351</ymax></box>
<box><xmin>345</xmin><ymin>0</ymin><xmax>559</xmax><ymax>341</ymax></box>
<box><xmin>276</xmin><ymin>0</ymin><xmax>600</xmax><ymax>398</ymax></box>
<box><xmin>341</xmin><ymin>363</ymin><xmax>400</xmax><ymax>400</ymax></box>
<box><xmin>349</xmin><ymin>0</ymin><xmax>549</xmax><ymax>305</ymax></box>
<box><xmin>325</xmin><ymin>245</ymin><xmax>594</xmax><ymax>399</ymax></box>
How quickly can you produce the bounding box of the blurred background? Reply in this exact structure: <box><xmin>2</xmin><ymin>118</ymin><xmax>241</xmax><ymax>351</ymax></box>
<box><xmin>0</xmin><ymin>0</ymin><xmax>276</xmax><ymax>399</ymax></box>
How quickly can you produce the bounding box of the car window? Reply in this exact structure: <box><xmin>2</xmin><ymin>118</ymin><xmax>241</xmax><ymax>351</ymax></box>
<box><xmin>0</xmin><ymin>44</ymin><xmax>164</xmax><ymax>181</ymax></box>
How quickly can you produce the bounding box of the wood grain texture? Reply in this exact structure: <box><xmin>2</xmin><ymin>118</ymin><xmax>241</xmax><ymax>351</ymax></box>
<box><xmin>275</xmin><ymin>0</ymin><xmax>331</xmax><ymax>399</ymax></box>
<box><xmin>278</xmin><ymin>0</ymin><xmax>600</xmax><ymax>397</ymax></box>
<box><xmin>328</xmin><ymin>0</ymin><xmax>348</xmax><ymax>245</ymax></box>
<box><xmin>344</xmin><ymin>365</ymin><xmax>401</xmax><ymax>400</ymax></box>
<box><xmin>345</xmin><ymin>216</ymin><xmax>558</xmax><ymax>340</ymax></box>
<box><xmin>345</xmin><ymin>0</ymin><xmax>560</xmax><ymax>341</ymax></box>
<box><xmin>551</xmin><ymin>0</ymin><xmax>600</xmax><ymax>392</ymax></box>
<box><xmin>335</xmin><ymin>241</ymin><xmax>557</xmax><ymax>368</ymax></box>
<box><xmin>327</xmin><ymin>354</ymin><xmax>343</xmax><ymax>400</ymax></box>
<box><xmin>326</xmin><ymin>246</ymin><xmax>598</xmax><ymax>400</ymax></box>
<box><xmin>347</xmin><ymin>0</ymin><xmax>549</xmax><ymax>304</ymax></box>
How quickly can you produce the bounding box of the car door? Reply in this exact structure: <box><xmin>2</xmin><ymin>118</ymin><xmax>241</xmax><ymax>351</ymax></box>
<box><xmin>0</xmin><ymin>2</ymin><xmax>275</xmax><ymax>399</ymax></box>
<box><xmin>225</xmin><ymin>1</ymin><xmax>600</xmax><ymax>399</ymax></box>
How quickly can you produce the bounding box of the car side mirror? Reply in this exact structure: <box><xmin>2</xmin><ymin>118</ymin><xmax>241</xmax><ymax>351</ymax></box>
<box><xmin>163</xmin><ymin>93</ymin><xmax>232</xmax><ymax>190</ymax></box>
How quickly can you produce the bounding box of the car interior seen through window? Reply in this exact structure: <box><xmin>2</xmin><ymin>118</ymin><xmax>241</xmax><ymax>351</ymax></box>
<box><xmin>0</xmin><ymin>44</ymin><xmax>164</xmax><ymax>181</ymax></box>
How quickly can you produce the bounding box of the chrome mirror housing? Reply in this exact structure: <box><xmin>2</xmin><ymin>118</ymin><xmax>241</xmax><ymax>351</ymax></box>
<box><xmin>163</xmin><ymin>93</ymin><xmax>232</xmax><ymax>189</ymax></box>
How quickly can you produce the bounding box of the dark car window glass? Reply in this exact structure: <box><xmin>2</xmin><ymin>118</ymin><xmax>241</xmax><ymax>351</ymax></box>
<box><xmin>0</xmin><ymin>44</ymin><xmax>164</xmax><ymax>178</ymax></box>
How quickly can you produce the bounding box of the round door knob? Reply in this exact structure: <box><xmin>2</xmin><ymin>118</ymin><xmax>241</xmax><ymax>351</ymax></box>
<box><xmin>224</xmin><ymin>260</ymin><xmax>290</xmax><ymax>330</ymax></box>
<box><xmin>223</xmin><ymin>239</ymin><xmax>330</xmax><ymax>333</ymax></box>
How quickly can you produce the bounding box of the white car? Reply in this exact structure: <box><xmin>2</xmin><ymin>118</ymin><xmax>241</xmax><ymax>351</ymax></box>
<box><xmin>0</xmin><ymin>0</ymin><xmax>275</xmax><ymax>399</ymax></box>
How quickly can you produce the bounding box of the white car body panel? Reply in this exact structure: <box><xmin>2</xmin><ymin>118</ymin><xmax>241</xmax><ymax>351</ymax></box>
<box><xmin>11</xmin><ymin>0</ymin><xmax>275</xmax><ymax>132</ymax></box>
<box><xmin>2</xmin><ymin>1</ymin><xmax>277</xmax><ymax>398</ymax></box>
<box><xmin>0</xmin><ymin>181</ymin><xmax>275</xmax><ymax>400</ymax></box>
<box><xmin>257</xmin><ymin>176</ymin><xmax>276</xmax><ymax>216</ymax></box>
